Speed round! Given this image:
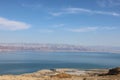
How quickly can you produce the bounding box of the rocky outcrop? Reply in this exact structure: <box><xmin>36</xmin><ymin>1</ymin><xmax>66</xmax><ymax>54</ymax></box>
<box><xmin>51</xmin><ymin>73</ymin><xmax>72</xmax><ymax>78</ymax></box>
<box><xmin>108</xmin><ymin>67</ymin><xmax>120</xmax><ymax>75</ymax></box>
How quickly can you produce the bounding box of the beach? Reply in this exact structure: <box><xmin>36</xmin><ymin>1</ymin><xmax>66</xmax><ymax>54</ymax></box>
<box><xmin>0</xmin><ymin>68</ymin><xmax>120</xmax><ymax>80</ymax></box>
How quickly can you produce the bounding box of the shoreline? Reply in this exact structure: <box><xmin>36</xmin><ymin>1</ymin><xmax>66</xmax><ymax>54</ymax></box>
<box><xmin>0</xmin><ymin>67</ymin><xmax>114</xmax><ymax>75</ymax></box>
<box><xmin>0</xmin><ymin>67</ymin><xmax>119</xmax><ymax>80</ymax></box>
<box><xmin>0</xmin><ymin>50</ymin><xmax>120</xmax><ymax>54</ymax></box>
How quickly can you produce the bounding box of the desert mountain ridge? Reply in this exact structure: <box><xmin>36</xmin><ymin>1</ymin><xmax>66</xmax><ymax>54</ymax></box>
<box><xmin>0</xmin><ymin>43</ymin><xmax>120</xmax><ymax>53</ymax></box>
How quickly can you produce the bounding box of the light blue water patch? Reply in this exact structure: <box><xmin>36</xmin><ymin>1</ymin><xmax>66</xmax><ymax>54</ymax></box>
<box><xmin>0</xmin><ymin>52</ymin><xmax>120</xmax><ymax>74</ymax></box>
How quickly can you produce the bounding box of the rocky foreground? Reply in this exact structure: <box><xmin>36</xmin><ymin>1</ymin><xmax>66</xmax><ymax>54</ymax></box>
<box><xmin>0</xmin><ymin>67</ymin><xmax>120</xmax><ymax>80</ymax></box>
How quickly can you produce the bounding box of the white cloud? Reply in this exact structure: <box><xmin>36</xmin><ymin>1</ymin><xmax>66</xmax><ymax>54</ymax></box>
<box><xmin>68</xmin><ymin>27</ymin><xmax>98</xmax><ymax>32</ymax></box>
<box><xmin>51</xmin><ymin>7</ymin><xmax>120</xmax><ymax>16</ymax></box>
<box><xmin>0</xmin><ymin>17</ymin><xmax>30</xmax><ymax>31</ymax></box>
<box><xmin>67</xmin><ymin>27</ymin><xmax>116</xmax><ymax>32</ymax></box>
<box><xmin>97</xmin><ymin>0</ymin><xmax>120</xmax><ymax>7</ymax></box>
<box><xmin>97</xmin><ymin>0</ymin><xmax>107</xmax><ymax>7</ymax></box>
<box><xmin>39</xmin><ymin>29</ymin><xmax>53</xmax><ymax>33</ymax></box>
<box><xmin>50</xmin><ymin>12</ymin><xmax>63</xmax><ymax>16</ymax></box>
<box><xmin>64</xmin><ymin>8</ymin><xmax>91</xmax><ymax>13</ymax></box>
<box><xmin>93</xmin><ymin>11</ymin><xmax>120</xmax><ymax>16</ymax></box>
<box><xmin>101</xmin><ymin>27</ymin><xmax>116</xmax><ymax>30</ymax></box>
<box><xmin>53</xmin><ymin>24</ymin><xmax>65</xmax><ymax>28</ymax></box>
<box><xmin>21</xmin><ymin>3</ymin><xmax>42</xmax><ymax>9</ymax></box>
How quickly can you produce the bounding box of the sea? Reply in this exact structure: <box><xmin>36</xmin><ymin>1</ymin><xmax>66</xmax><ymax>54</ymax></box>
<box><xmin>0</xmin><ymin>51</ymin><xmax>120</xmax><ymax>75</ymax></box>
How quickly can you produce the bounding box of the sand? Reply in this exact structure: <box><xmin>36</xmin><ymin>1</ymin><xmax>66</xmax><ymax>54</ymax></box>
<box><xmin>0</xmin><ymin>68</ymin><xmax>120</xmax><ymax>80</ymax></box>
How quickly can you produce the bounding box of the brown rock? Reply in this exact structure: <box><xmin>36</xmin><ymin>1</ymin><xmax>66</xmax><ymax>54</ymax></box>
<box><xmin>51</xmin><ymin>73</ymin><xmax>72</xmax><ymax>78</ymax></box>
<box><xmin>83</xmin><ymin>78</ymin><xmax>95</xmax><ymax>80</ymax></box>
<box><xmin>108</xmin><ymin>67</ymin><xmax>120</xmax><ymax>75</ymax></box>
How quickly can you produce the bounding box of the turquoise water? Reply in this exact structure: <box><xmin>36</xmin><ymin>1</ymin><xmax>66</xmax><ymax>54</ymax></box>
<box><xmin>0</xmin><ymin>52</ymin><xmax>120</xmax><ymax>74</ymax></box>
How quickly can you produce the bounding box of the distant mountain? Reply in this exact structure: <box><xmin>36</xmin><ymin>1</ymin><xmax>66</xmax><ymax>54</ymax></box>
<box><xmin>0</xmin><ymin>43</ymin><xmax>120</xmax><ymax>53</ymax></box>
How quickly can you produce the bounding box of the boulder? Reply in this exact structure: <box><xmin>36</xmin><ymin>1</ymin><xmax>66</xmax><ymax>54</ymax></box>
<box><xmin>108</xmin><ymin>67</ymin><xmax>120</xmax><ymax>75</ymax></box>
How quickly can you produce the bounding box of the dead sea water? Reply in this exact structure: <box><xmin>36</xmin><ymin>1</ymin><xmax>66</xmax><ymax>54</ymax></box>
<box><xmin>0</xmin><ymin>52</ymin><xmax>120</xmax><ymax>74</ymax></box>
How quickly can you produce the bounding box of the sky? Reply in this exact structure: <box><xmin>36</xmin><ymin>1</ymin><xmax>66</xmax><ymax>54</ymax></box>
<box><xmin>0</xmin><ymin>0</ymin><xmax>120</xmax><ymax>46</ymax></box>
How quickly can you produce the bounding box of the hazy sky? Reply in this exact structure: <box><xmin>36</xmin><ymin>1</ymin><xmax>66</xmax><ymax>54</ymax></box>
<box><xmin>0</xmin><ymin>0</ymin><xmax>120</xmax><ymax>46</ymax></box>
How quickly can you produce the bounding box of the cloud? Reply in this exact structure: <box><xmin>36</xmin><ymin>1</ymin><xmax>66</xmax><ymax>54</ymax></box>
<box><xmin>97</xmin><ymin>0</ymin><xmax>120</xmax><ymax>7</ymax></box>
<box><xmin>39</xmin><ymin>29</ymin><xmax>53</xmax><ymax>33</ymax></box>
<box><xmin>21</xmin><ymin>3</ymin><xmax>42</xmax><ymax>9</ymax></box>
<box><xmin>0</xmin><ymin>17</ymin><xmax>30</xmax><ymax>31</ymax></box>
<box><xmin>64</xmin><ymin>8</ymin><xmax>91</xmax><ymax>13</ymax></box>
<box><xmin>93</xmin><ymin>11</ymin><xmax>120</xmax><ymax>16</ymax></box>
<box><xmin>67</xmin><ymin>27</ymin><xmax>116</xmax><ymax>32</ymax></box>
<box><xmin>68</xmin><ymin>27</ymin><xmax>98</xmax><ymax>32</ymax></box>
<box><xmin>51</xmin><ymin>7</ymin><xmax>120</xmax><ymax>16</ymax></box>
<box><xmin>53</xmin><ymin>24</ymin><xmax>65</xmax><ymax>28</ymax></box>
<box><xmin>101</xmin><ymin>27</ymin><xmax>117</xmax><ymax>30</ymax></box>
<box><xmin>50</xmin><ymin>12</ymin><xmax>63</xmax><ymax>16</ymax></box>
<box><xmin>97</xmin><ymin>0</ymin><xmax>107</xmax><ymax>7</ymax></box>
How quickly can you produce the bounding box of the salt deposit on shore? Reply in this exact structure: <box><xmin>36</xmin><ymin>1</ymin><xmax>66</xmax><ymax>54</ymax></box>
<box><xmin>0</xmin><ymin>68</ymin><xmax>120</xmax><ymax>80</ymax></box>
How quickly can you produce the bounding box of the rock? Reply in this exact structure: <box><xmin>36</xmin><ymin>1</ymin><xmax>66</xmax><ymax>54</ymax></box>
<box><xmin>108</xmin><ymin>67</ymin><xmax>120</xmax><ymax>75</ymax></box>
<box><xmin>51</xmin><ymin>73</ymin><xmax>72</xmax><ymax>78</ymax></box>
<box><xmin>83</xmin><ymin>78</ymin><xmax>96</xmax><ymax>80</ymax></box>
<box><xmin>50</xmin><ymin>68</ymin><xmax>56</xmax><ymax>72</ymax></box>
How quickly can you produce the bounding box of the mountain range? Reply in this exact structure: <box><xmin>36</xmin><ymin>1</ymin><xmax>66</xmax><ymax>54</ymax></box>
<box><xmin>0</xmin><ymin>43</ymin><xmax>120</xmax><ymax>53</ymax></box>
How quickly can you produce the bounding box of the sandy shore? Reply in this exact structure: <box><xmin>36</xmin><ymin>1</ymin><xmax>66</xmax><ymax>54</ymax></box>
<box><xmin>0</xmin><ymin>68</ymin><xmax>120</xmax><ymax>80</ymax></box>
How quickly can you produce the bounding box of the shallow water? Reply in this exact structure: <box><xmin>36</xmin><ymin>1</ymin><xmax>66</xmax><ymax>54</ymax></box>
<box><xmin>0</xmin><ymin>51</ymin><xmax>120</xmax><ymax>74</ymax></box>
